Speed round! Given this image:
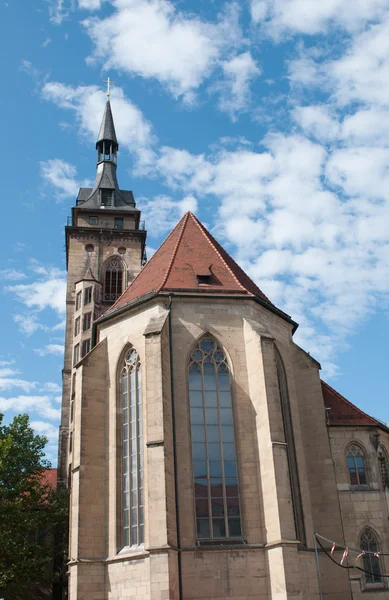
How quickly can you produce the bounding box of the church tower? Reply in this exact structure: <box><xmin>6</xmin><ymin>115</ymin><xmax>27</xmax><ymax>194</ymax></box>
<box><xmin>58</xmin><ymin>95</ymin><xmax>146</xmax><ymax>485</ymax></box>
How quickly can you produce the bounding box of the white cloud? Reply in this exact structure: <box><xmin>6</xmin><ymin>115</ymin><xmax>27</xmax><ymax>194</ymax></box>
<box><xmin>42</xmin><ymin>37</ymin><xmax>52</xmax><ymax>48</ymax></box>
<box><xmin>35</xmin><ymin>344</ymin><xmax>64</xmax><ymax>357</ymax></box>
<box><xmin>0</xmin><ymin>367</ymin><xmax>37</xmax><ymax>393</ymax></box>
<box><xmin>7</xmin><ymin>266</ymin><xmax>66</xmax><ymax>316</ymax></box>
<box><xmin>78</xmin><ymin>0</ymin><xmax>102</xmax><ymax>8</ymax></box>
<box><xmin>0</xmin><ymin>269</ymin><xmax>27</xmax><ymax>281</ymax></box>
<box><xmin>31</xmin><ymin>420</ymin><xmax>59</xmax><ymax>442</ymax></box>
<box><xmin>251</xmin><ymin>0</ymin><xmax>389</xmax><ymax>36</ymax></box>
<box><xmin>40</xmin><ymin>159</ymin><xmax>82</xmax><ymax>200</ymax></box>
<box><xmin>48</xmin><ymin>0</ymin><xmax>68</xmax><ymax>24</ymax></box>
<box><xmin>139</xmin><ymin>194</ymin><xmax>198</xmax><ymax>236</ymax></box>
<box><xmin>215</xmin><ymin>52</ymin><xmax>261</xmax><ymax>119</ymax></box>
<box><xmin>40</xmin><ymin>382</ymin><xmax>62</xmax><ymax>393</ymax></box>
<box><xmin>292</xmin><ymin>105</ymin><xmax>340</xmax><ymax>143</ymax></box>
<box><xmin>83</xmin><ymin>0</ymin><xmax>242</xmax><ymax>100</ymax></box>
<box><xmin>0</xmin><ymin>395</ymin><xmax>60</xmax><ymax>420</ymax></box>
<box><xmin>42</xmin><ymin>82</ymin><xmax>154</xmax><ymax>159</ymax></box>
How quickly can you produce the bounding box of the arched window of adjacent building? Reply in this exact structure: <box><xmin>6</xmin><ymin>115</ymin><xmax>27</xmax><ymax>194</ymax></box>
<box><xmin>275</xmin><ymin>347</ymin><xmax>306</xmax><ymax>545</ymax></box>
<box><xmin>189</xmin><ymin>335</ymin><xmax>241</xmax><ymax>541</ymax></box>
<box><xmin>104</xmin><ymin>257</ymin><xmax>123</xmax><ymax>302</ymax></box>
<box><xmin>121</xmin><ymin>347</ymin><xmax>143</xmax><ymax>547</ymax></box>
<box><xmin>360</xmin><ymin>528</ymin><xmax>382</xmax><ymax>584</ymax></box>
<box><xmin>347</xmin><ymin>444</ymin><xmax>367</xmax><ymax>485</ymax></box>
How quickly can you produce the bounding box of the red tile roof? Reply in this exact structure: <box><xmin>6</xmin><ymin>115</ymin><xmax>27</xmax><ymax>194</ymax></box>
<box><xmin>321</xmin><ymin>380</ymin><xmax>386</xmax><ymax>428</ymax></box>
<box><xmin>41</xmin><ymin>468</ymin><xmax>57</xmax><ymax>489</ymax></box>
<box><xmin>108</xmin><ymin>211</ymin><xmax>275</xmax><ymax>313</ymax></box>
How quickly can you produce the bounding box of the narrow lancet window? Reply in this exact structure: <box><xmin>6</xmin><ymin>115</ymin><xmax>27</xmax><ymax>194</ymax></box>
<box><xmin>275</xmin><ymin>348</ymin><xmax>306</xmax><ymax>544</ymax></box>
<box><xmin>122</xmin><ymin>348</ymin><xmax>143</xmax><ymax>546</ymax></box>
<box><xmin>104</xmin><ymin>258</ymin><xmax>123</xmax><ymax>302</ymax></box>
<box><xmin>189</xmin><ymin>336</ymin><xmax>241</xmax><ymax>541</ymax></box>
<box><xmin>347</xmin><ymin>445</ymin><xmax>367</xmax><ymax>485</ymax></box>
<box><xmin>360</xmin><ymin>528</ymin><xmax>382</xmax><ymax>584</ymax></box>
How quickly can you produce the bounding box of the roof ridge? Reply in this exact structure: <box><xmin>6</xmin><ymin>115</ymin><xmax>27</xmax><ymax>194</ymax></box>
<box><xmin>188</xmin><ymin>212</ymin><xmax>250</xmax><ymax>295</ymax></box>
<box><xmin>321</xmin><ymin>380</ymin><xmax>380</xmax><ymax>425</ymax></box>
<box><xmin>107</xmin><ymin>215</ymin><xmax>188</xmax><ymax>313</ymax></box>
<box><xmin>158</xmin><ymin>212</ymin><xmax>190</xmax><ymax>292</ymax></box>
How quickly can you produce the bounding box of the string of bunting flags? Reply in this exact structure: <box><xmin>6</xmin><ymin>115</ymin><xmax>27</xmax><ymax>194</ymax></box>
<box><xmin>314</xmin><ymin>532</ymin><xmax>389</xmax><ymax>577</ymax></box>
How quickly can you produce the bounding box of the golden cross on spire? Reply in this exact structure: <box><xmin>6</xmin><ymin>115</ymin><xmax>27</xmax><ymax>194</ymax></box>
<box><xmin>103</xmin><ymin>77</ymin><xmax>115</xmax><ymax>98</ymax></box>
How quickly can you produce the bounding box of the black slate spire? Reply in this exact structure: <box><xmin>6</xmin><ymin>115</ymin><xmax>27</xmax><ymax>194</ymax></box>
<box><xmin>75</xmin><ymin>97</ymin><xmax>136</xmax><ymax>210</ymax></box>
<box><xmin>96</xmin><ymin>100</ymin><xmax>118</xmax><ymax>148</ymax></box>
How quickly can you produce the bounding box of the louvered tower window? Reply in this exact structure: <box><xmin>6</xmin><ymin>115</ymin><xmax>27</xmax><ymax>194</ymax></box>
<box><xmin>189</xmin><ymin>336</ymin><xmax>242</xmax><ymax>541</ymax></box>
<box><xmin>101</xmin><ymin>189</ymin><xmax>113</xmax><ymax>206</ymax></box>
<box><xmin>104</xmin><ymin>258</ymin><xmax>123</xmax><ymax>302</ymax></box>
<box><xmin>121</xmin><ymin>348</ymin><xmax>144</xmax><ymax>547</ymax></box>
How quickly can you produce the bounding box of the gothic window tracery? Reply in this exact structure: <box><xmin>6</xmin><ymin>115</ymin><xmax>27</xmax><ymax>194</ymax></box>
<box><xmin>189</xmin><ymin>336</ymin><xmax>241</xmax><ymax>541</ymax></box>
<box><xmin>347</xmin><ymin>444</ymin><xmax>367</xmax><ymax>485</ymax></box>
<box><xmin>104</xmin><ymin>257</ymin><xmax>123</xmax><ymax>302</ymax></box>
<box><xmin>360</xmin><ymin>528</ymin><xmax>382</xmax><ymax>584</ymax></box>
<box><xmin>121</xmin><ymin>348</ymin><xmax>143</xmax><ymax>547</ymax></box>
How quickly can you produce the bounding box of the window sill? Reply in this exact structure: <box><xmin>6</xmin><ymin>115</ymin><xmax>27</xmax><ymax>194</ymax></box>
<box><xmin>107</xmin><ymin>545</ymin><xmax>148</xmax><ymax>563</ymax></box>
<box><xmin>362</xmin><ymin>584</ymin><xmax>386</xmax><ymax>593</ymax></box>
<box><xmin>350</xmin><ymin>485</ymin><xmax>372</xmax><ymax>492</ymax></box>
<box><xmin>197</xmin><ymin>539</ymin><xmax>245</xmax><ymax>547</ymax></box>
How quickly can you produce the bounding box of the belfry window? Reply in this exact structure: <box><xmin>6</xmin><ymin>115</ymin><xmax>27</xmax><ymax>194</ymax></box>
<box><xmin>121</xmin><ymin>348</ymin><xmax>143</xmax><ymax>547</ymax></box>
<box><xmin>360</xmin><ymin>528</ymin><xmax>382</xmax><ymax>584</ymax></box>
<box><xmin>104</xmin><ymin>258</ymin><xmax>123</xmax><ymax>302</ymax></box>
<box><xmin>347</xmin><ymin>445</ymin><xmax>367</xmax><ymax>485</ymax></box>
<box><xmin>101</xmin><ymin>189</ymin><xmax>113</xmax><ymax>207</ymax></box>
<box><xmin>189</xmin><ymin>336</ymin><xmax>241</xmax><ymax>541</ymax></box>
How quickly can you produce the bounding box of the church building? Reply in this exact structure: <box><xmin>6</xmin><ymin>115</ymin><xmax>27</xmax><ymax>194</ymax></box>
<box><xmin>58</xmin><ymin>95</ymin><xmax>389</xmax><ymax>599</ymax></box>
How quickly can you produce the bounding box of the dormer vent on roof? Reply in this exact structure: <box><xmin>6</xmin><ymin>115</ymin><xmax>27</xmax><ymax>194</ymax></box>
<box><xmin>194</xmin><ymin>265</ymin><xmax>212</xmax><ymax>285</ymax></box>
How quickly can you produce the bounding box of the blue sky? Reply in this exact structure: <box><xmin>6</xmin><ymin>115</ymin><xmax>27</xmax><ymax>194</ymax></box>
<box><xmin>1</xmin><ymin>0</ymin><xmax>389</xmax><ymax>463</ymax></box>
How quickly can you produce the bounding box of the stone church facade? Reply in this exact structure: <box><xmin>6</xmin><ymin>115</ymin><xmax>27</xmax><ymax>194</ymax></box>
<box><xmin>58</xmin><ymin>99</ymin><xmax>389</xmax><ymax>599</ymax></box>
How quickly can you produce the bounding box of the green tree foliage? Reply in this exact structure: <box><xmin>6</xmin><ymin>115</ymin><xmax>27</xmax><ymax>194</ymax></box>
<box><xmin>0</xmin><ymin>413</ymin><xmax>68</xmax><ymax>595</ymax></box>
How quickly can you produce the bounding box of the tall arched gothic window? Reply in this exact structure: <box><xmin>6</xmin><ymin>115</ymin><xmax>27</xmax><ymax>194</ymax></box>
<box><xmin>347</xmin><ymin>445</ymin><xmax>367</xmax><ymax>485</ymax></box>
<box><xmin>275</xmin><ymin>348</ymin><xmax>306</xmax><ymax>545</ymax></box>
<box><xmin>189</xmin><ymin>336</ymin><xmax>241</xmax><ymax>541</ymax></box>
<box><xmin>104</xmin><ymin>257</ymin><xmax>123</xmax><ymax>302</ymax></box>
<box><xmin>121</xmin><ymin>348</ymin><xmax>143</xmax><ymax>547</ymax></box>
<box><xmin>360</xmin><ymin>528</ymin><xmax>382</xmax><ymax>584</ymax></box>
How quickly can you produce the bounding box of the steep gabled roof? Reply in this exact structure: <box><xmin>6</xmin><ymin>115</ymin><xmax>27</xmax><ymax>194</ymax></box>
<box><xmin>107</xmin><ymin>212</ymin><xmax>289</xmax><ymax>320</ymax></box>
<box><xmin>321</xmin><ymin>380</ymin><xmax>388</xmax><ymax>430</ymax></box>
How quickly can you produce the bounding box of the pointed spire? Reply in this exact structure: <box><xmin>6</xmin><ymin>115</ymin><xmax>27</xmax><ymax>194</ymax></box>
<box><xmin>96</xmin><ymin>100</ymin><xmax>118</xmax><ymax>147</ymax></box>
<box><xmin>76</xmin><ymin>95</ymin><xmax>136</xmax><ymax>210</ymax></box>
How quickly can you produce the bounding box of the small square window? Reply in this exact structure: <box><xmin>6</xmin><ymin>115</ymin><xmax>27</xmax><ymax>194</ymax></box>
<box><xmin>74</xmin><ymin>316</ymin><xmax>80</xmax><ymax>337</ymax></box>
<box><xmin>84</xmin><ymin>287</ymin><xmax>92</xmax><ymax>305</ymax></box>
<box><xmin>82</xmin><ymin>338</ymin><xmax>91</xmax><ymax>357</ymax></box>
<box><xmin>114</xmin><ymin>217</ymin><xmax>124</xmax><ymax>229</ymax></box>
<box><xmin>75</xmin><ymin>291</ymin><xmax>82</xmax><ymax>311</ymax></box>
<box><xmin>83</xmin><ymin>312</ymin><xmax>92</xmax><ymax>331</ymax></box>
<box><xmin>89</xmin><ymin>216</ymin><xmax>98</xmax><ymax>225</ymax></box>
<box><xmin>73</xmin><ymin>344</ymin><xmax>80</xmax><ymax>365</ymax></box>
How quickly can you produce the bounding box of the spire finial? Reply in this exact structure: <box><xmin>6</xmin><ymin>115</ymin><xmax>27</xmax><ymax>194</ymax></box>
<box><xmin>103</xmin><ymin>77</ymin><xmax>115</xmax><ymax>99</ymax></box>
